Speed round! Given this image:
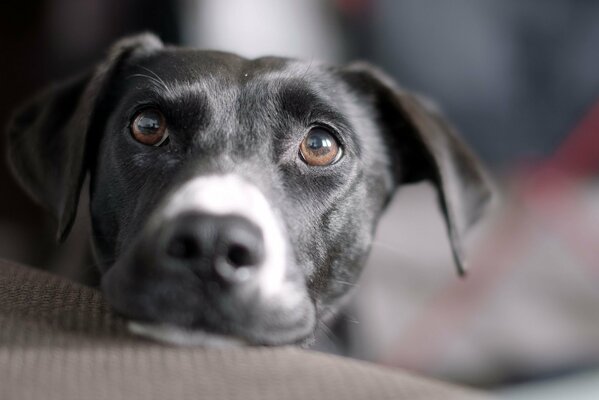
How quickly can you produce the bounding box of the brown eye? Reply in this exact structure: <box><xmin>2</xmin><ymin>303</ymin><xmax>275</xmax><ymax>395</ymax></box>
<box><xmin>299</xmin><ymin>127</ymin><xmax>342</xmax><ymax>166</ymax></box>
<box><xmin>130</xmin><ymin>108</ymin><xmax>168</xmax><ymax>146</ymax></box>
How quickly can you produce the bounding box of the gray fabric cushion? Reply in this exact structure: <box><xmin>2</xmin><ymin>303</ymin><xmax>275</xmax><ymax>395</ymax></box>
<box><xmin>0</xmin><ymin>260</ymin><xmax>489</xmax><ymax>399</ymax></box>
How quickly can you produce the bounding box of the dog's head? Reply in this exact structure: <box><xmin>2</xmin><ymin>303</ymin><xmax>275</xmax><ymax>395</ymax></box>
<box><xmin>7</xmin><ymin>34</ymin><xmax>492</xmax><ymax>346</ymax></box>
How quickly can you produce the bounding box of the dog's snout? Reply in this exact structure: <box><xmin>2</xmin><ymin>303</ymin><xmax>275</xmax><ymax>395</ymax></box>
<box><xmin>163</xmin><ymin>212</ymin><xmax>265</xmax><ymax>282</ymax></box>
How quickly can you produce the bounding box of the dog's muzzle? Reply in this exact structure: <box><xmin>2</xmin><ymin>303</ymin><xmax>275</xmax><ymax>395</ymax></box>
<box><xmin>101</xmin><ymin>174</ymin><xmax>315</xmax><ymax>346</ymax></box>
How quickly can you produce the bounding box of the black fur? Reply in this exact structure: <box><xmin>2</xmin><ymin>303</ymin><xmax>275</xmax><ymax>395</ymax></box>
<box><xmin>7</xmin><ymin>34</ymin><xmax>492</xmax><ymax>346</ymax></box>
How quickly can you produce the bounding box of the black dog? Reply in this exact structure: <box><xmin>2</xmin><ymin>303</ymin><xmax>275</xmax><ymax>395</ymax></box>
<box><xmin>7</xmin><ymin>34</ymin><xmax>491</xmax><ymax>346</ymax></box>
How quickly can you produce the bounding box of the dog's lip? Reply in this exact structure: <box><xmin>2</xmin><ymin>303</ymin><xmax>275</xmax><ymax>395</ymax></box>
<box><xmin>128</xmin><ymin>321</ymin><xmax>247</xmax><ymax>347</ymax></box>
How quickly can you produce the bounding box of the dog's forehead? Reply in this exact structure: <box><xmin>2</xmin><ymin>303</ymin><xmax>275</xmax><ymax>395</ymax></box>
<box><xmin>115</xmin><ymin>48</ymin><xmax>357</xmax><ymax>142</ymax></box>
<box><xmin>125</xmin><ymin>48</ymin><xmax>329</xmax><ymax>89</ymax></box>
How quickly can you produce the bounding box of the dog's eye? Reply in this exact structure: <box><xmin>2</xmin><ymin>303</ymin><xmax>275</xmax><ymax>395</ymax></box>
<box><xmin>130</xmin><ymin>108</ymin><xmax>169</xmax><ymax>146</ymax></box>
<box><xmin>299</xmin><ymin>127</ymin><xmax>342</xmax><ymax>166</ymax></box>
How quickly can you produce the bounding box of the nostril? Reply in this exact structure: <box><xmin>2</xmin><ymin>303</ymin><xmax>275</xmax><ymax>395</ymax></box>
<box><xmin>160</xmin><ymin>213</ymin><xmax>265</xmax><ymax>282</ymax></box>
<box><xmin>226</xmin><ymin>243</ymin><xmax>255</xmax><ymax>268</ymax></box>
<box><xmin>166</xmin><ymin>234</ymin><xmax>201</xmax><ymax>260</ymax></box>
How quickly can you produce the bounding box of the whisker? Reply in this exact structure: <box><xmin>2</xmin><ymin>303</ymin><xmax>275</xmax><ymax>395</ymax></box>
<box><xmin>338</xmin><ymin>311</ymin><xmax>359</xmax><ymax>325</ymax></box>
<box><xmin>128</xmin><ymin>73</ymin><xmax>167</xmax><ymax>93</ymax></box>
<box><xmin>139</xmin><ymin>66</ymin><xmax>170</xmax><ymax>92</ymax></box>
<box><xmin>299</xmin><ymin>58</ymin><xmax>315</xmax><ymax>81</ymax></box>
<box><xmin>320</xmin><ymin>303</ymin><xmax>360</xmax><ymax>326</ymax></box>
<box><xmin>331</xmin><ymin>278</ymin><xmax>357</xmax><ymax>287</ymax></box>
<box><xmin>317</xmin><ymin>320</ymin><xmax>338</xmax><ymax>344</ymax></box>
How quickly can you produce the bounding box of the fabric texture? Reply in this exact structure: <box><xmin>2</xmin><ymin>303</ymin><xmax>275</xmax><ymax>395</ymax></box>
<box><xmin>0</xmin><ymin>259</ymin><xmax>488</xmax><ymax>399</ymax></box>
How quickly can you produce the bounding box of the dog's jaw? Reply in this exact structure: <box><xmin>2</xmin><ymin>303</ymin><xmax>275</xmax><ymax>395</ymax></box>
<box><xmin>128</xmin><ymin>322</ymin><xmax>246</xmax><ymax>347</ymax></box>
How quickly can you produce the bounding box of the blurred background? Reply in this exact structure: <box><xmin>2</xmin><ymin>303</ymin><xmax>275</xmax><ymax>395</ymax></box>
<box><xmin>1</xmin><ymin>0</ymin><xmax>598</xmax><ymax>397</ymax></box>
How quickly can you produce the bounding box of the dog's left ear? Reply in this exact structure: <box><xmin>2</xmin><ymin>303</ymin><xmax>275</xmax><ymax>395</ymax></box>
<box><xmin>340</xmin><ymin>63</ymin><xmax>493</xmax><ymax>275</ymax></box>
<box><xmin>7</xmin><ymin>33</ymin><xmax>163</xmax><ymax>242</ymax></box>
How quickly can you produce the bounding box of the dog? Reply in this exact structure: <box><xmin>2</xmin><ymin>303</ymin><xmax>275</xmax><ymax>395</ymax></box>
<box><xmin>6</xmin><ymin>33</ymin><xmax>492</xmax><ymax>347</ymax></box>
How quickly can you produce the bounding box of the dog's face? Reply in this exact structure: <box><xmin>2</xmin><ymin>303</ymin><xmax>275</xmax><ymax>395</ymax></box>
<box><xmin>7</xmin><ymin>34</ymin><xmax>491</xmax><ymax>346</ymax></box>
<box><xmin>91</xmin><ymin>41</ymin><xmax>393</xmax><ymax>346</ymax></box>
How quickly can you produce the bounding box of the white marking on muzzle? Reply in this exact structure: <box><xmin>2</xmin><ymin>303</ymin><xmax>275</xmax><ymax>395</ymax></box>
<box><xmin>161</xmin><ymin>174</ymin><xmax>287</xmax><ymax>297</ymax></box>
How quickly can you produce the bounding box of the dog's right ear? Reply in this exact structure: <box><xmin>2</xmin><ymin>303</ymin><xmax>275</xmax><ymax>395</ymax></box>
<box><xmin>6</xmin><ymin>33</ymin><xmax>163</xmax><ymax>242</ymax></box>
<box><xmin>339</xmin><ymin>62</ymin><xmax>494</xmax><ymax>276</ymax></box>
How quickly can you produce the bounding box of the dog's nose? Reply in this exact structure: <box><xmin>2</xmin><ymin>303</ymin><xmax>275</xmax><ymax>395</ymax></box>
<box><xmin>162</xmin><ymin>212</ymin><xmax>265</xmax><ymax>282</ymax></box>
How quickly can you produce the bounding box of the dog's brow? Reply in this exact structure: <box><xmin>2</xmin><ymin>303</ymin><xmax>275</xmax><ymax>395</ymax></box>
<box><xmin>276</xmin><ymin>80</ymin><xmax>355</xmax><ymax>133</ymax></box>
<box><xmin>128</xmin><ymin>66</ymin><xmax>222</xmax><ymax>104</ymax></box>
<box><xmin>278</xmin><ymin>82</ymin><xmax>331</xmax><ymax>117</ymax></box>
<box><xmin>127</xmin><ymin>72</ymin><xmax>178</xmax><ymax>99</ymax></box>
<box><xmin>127</xmin><ymin>65</ymin><xmax>179</xmax><ymax>96</ymax></box>
<box><xmin>126</xmin><ymin>71</ymin><xmax>224</xmax><ymax>112</ymax></box>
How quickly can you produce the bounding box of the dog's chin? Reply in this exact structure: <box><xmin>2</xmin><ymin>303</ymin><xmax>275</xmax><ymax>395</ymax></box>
<box><xmin>127</xmin><ymin>321</ymin><xmax>315</xmax><ymax>347</ymax></box>
<box><xmin>128</xmin><ymin>322</ymin><xmax>247</xmax><ymax>347</ymax></box>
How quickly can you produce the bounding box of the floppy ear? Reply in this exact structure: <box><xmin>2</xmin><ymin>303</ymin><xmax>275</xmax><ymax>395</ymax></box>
<box><xmin>341</xmin><ymin>63</ymin><xmax>493</xmax><ymax>276</ymax></box>
<box><xmin>7</xmin><ymin>33</ymin><xmax>163</xmax><ymax>242</ymax></box>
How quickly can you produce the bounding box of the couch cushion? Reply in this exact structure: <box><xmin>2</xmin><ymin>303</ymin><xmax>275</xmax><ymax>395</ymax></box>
<box><xmin>0</xmin><ymin>260</ymin><xmax>488</xmax><ymax>399</ymax></box>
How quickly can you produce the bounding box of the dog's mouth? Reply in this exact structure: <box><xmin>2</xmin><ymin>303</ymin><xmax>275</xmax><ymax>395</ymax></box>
<box><xmin>102</xmin><ymin>257</ymin><xmax>316</xmax><ymax>346</ymax></box>
<box><xmin>128</xmin><ymin>322</ymin><xmax>248</xmax><ymax>347</ymax></box>
<box><xmin>101</xmin><ymin>231</ymin><xmax>316</xmax><ymax>347</ymax></box>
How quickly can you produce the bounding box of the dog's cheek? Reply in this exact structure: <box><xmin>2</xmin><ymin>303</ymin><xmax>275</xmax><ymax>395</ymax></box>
<box><xmin>91</xmin><ymin>127</ymin><xmax>184</xmax><ymax>269</ymax></box>
<box><xmin>308</xmin><ymin>199</ymin><xmax>374</xmax><ymax>310</ymax></box>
